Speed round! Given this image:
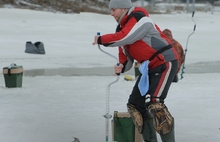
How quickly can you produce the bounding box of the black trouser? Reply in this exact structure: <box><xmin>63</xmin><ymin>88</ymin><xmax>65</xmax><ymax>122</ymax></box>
<box><xmin>128</xmin><ymin>60</ymin><xmax>178</xmax><ymax>120</ymax></box>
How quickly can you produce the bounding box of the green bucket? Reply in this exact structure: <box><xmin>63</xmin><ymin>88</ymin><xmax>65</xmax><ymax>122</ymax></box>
<box><xmin>3</xmin><ymin>64</ymin><xmax>23</xmax><ymax>88</ymax></box>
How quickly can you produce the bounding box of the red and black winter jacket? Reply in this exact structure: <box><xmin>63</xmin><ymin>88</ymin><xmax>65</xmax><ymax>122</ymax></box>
<box><xmin>98</xmin><ymin>7</ymin><xmax>178</xmax><ymax>73</ymax></box>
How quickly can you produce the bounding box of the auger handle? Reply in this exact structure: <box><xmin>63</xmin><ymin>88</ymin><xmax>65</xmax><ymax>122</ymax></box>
<box><xmin>97</xmin><ymin>32</ymin><xmax>120</xmax><ymax>76</ymax></box>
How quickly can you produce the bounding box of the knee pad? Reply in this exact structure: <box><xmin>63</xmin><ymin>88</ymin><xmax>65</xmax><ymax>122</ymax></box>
<box><xmin>127</xmin><ymin>103</ymin><xmax>144</xmax><ymax>134</ymax></box>
<box><xmin>148</xmin><ymin>103</ymin><xmax>174</xmax><ymax>135</ymax></box>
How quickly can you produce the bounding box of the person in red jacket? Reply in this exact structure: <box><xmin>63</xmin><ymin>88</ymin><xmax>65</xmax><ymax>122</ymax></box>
<box><xmin>93</xmin><ymin>0</ymin><xmax>177</xmax><ymax>141</ymax></box>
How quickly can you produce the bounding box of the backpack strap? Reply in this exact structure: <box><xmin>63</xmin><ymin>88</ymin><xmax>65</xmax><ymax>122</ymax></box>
<box><xmin>149</xmin><ymin>44</ymin><xmax>172</xmax><ymax>61</ymax></box>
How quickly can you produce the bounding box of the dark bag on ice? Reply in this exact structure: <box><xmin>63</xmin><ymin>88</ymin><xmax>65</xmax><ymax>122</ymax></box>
<box><xmin>25</xmin><ymin>41</ymin><xmax>46</xmax><ymax>54</ymax></box>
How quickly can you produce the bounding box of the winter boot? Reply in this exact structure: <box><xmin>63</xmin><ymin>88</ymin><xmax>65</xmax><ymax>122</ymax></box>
<box><xmin>160</xmin><ymin>118</ymin><xmax>175</xmax><ymax>142</ymax></box>
<box><xmin>142</xmin><ymin>118</ymin><xmax>158</xmax><ymax>142</ymax></box>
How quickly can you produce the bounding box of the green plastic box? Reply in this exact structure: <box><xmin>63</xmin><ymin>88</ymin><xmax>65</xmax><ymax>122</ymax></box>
<box><xmin>112</xmin><ymin>111</ymin><xmax>142</xmax><ymax>142</ymax></box>
<box><xmin>3</xmin><ymin>65</ymin><xmax>23</xmax><ymax>88</ymax></box>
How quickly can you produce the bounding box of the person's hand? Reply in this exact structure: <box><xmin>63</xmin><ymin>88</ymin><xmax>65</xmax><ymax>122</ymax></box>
<box><xmin>92</xmin><ymin>35</ymin><xmax>99</xmax><ymax>45</ymax></box>
<box><xmin>114</xmin><ymin>63</ymin><xmax>123</xmax><ymax>75</ymax></box>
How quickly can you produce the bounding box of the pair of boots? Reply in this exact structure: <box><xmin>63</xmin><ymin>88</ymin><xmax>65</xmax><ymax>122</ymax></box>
<box><xmin>142</xmin><ymin>118</ymin><xmax>175</xmax><ymax>142</ymax></box>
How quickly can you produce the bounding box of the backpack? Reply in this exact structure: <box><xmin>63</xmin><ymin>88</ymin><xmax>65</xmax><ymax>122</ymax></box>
<box><xmin>163</xmin><ymin>29</ymin><xmax>185</xmax><ymax>82</ymax></box>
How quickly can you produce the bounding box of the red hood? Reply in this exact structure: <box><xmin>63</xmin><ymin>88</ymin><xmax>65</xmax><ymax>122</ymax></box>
<box><xmin>120</xmin><ymin>7</ymin><xmax>149</xmax><ymax>27</ymax></box>
<box><xmin>132</xmin><ymin>7</ymin><xmax>149</xmax><ymax>16</ymax></box>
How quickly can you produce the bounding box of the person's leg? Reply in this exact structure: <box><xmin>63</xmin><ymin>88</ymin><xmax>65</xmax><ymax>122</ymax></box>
<box><xmin>146</xmin><ymin>60</ymin><xmax>178</xmax><ymax>103</ymax></box>
<box><xmin>127</xmin><ymin>75</ymin><xmax>158</xmax><ymax>142</ymax></box>
<box><xmin>142</xmin><ymin>118</ymin><xmax>158</xmax><ymax>142</ymax></box>
<box><xmin>146</xmin><ymin>60</ymin><xmax>178</xmax><ymax>142</ymax></box>
<box><xmin>160</xmin><ymin>118</ymin><xmax>175</xmax><ymax>142</ymax></box>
